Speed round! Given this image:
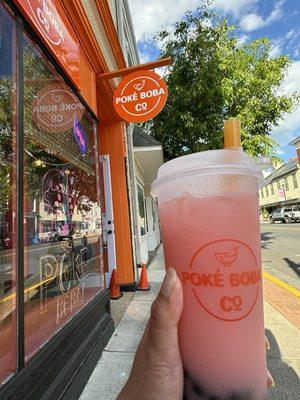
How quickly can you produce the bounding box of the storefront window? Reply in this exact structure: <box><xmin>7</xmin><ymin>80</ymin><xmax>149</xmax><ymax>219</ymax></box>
<box><xmin>0</xmin><ymin>3</ymin><xmax>17</xmax><ymax>382</ymax></box>
<box><xmin>137</xmin><ymin>184</ymin><xmax>146</xmax><ymax>236</ymax></box>
<box><xmin>23</xmin><ymin>34</ymin><xmax>103</xmax><ymax>359</ymax></box>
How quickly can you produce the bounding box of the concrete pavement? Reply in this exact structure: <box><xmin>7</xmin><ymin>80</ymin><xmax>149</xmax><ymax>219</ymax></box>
<box><xmin>79</xmin><ymin>249</ymin><xmax>164</xmax><ymax>400</ymax></box>
<box><xmin>261</xmin><ymin>223</ymin><xmax>300</xmax><ymax>290</ymax></box>
<box><xmin>80</xmin><ymin>246</ymin><xmax>300</xmax><ymax>400</ymax></box>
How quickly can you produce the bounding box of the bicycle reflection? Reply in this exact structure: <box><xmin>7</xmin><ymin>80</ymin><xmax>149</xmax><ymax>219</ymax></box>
<box><xmin>39</xmin><ymin>236</ymin><xmax>88</xmax><ymax>323</ymax></box>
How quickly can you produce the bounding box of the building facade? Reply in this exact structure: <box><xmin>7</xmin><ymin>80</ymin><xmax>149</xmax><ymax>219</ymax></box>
<box><xmin>259</xmin><ymin>140</ymin><xmax>300</xmax><ymax>215</ymax></box>
<box><xmin>0</xmin><ymin>0</ymin><xmax>140</xmax><ymax>398</ymax></box>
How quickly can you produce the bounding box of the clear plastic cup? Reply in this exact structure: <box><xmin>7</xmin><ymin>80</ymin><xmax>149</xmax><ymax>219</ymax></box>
<box><xmin>152</xmin><ymin>149</ymin><xmax>267</xmax><ymax>400</ymax></box>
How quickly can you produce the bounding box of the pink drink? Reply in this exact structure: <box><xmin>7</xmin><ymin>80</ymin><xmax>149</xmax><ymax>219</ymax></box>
<box><xmin>152</xmin><ymin>150</ymin><xmax>267</xmax><ymax>400</ymax></box>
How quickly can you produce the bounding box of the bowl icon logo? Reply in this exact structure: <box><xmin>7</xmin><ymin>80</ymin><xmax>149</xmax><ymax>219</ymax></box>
<box><xmin>215</xmin><ymin>247</ymin><xmax>239</xmax><ymax>267</ymax></box>
<box><xmin>133</xmin><ymin>80</ymin><xmax>146</xmax><ymax>91</ymax></box>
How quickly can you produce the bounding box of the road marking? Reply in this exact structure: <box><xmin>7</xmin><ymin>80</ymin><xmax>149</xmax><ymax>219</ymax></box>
<box><xmin>0</xmin><ymin>276</ymin><xmax>54</xmax><ymax>304</ymax></box>
<box><xmin>263</xmin><ymin>272</ymin><xmax>300</xmax><ymax>298</ymax></box>
<box><xmin>261</xmin><ymin>227</ymin><xmax>300</xmax><ymax>231</ymax></box>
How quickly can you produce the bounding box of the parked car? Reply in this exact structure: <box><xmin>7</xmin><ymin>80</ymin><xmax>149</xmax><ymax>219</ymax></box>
<box><xmin>38</xmin><ymin>228</ymin><xmax>60</xmax><ymax>243</ymax></box>
<box><xmin>270</xmin><ymin>207</ymin><xmax>300</xmax><ymax>223</ymax></box>
<box><xmin>291</xmin><ymin>206</ymin><xmax>300</xmax><ymax>222</ymax></box>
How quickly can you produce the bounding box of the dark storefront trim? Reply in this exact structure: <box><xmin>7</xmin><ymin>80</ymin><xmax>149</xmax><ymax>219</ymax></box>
<box><xmin>16</xmin><ymin>15</ymin><xmax>25</xmax><ymax>371</ymax></box>
<box><xmin>0</xmin><ymin>291</ymin><xmax>114</xmax><ymax>400</ymax></box>
<box><xmin>120</xmin><ymin>282</ymin><xmax>137</xmax><ymax>291</ymax></box>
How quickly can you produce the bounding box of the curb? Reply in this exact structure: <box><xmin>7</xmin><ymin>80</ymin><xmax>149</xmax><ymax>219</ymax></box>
<box><xmin>263</xmin><ymin>272</ymin><xmax>300</xmax><ymax>298</ymax></box>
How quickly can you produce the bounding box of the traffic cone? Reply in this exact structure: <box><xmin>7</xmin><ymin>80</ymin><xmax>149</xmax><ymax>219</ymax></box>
<box><xmin>109</xmin><ymin>269</ymin><xmax>123</xmax><ymax>300</ymax></box>
<box><xmin>137</xmin><ymin>263</ymin><xmax>151</xmax><ymax>291</ymax></box>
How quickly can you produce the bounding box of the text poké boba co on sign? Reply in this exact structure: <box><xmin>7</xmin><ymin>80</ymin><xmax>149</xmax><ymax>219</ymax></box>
<box><xmin>113</xmin><ymin>70</ymin><xmax>168</xmax><ymax>123</ymax></box>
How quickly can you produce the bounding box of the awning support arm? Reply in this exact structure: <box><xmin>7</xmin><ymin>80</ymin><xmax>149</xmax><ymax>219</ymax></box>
<box><xmin>97</xmin><ymin>57</ymin><xmax>172</xmax><ymax>80</ymax></box>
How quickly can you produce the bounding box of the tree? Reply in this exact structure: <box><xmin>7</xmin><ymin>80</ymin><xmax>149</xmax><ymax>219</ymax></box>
<box><xmin>148</xmin><ymin>4</ymin><xmax>299</xmax><ymax>160</ymax></box>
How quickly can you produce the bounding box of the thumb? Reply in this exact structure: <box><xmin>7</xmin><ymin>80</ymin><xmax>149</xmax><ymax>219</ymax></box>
<box><xmin>147</xmin><ymin>267</ymin><xmax>183</xmax><ymax>354</ymax></box>
<box><xmin>117</xmin><ymin>268</ymin><xmax>184</xmax><ymax>400</ymax></box>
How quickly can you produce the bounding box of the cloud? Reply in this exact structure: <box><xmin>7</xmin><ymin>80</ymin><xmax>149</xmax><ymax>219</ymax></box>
<box><xmin>269</xmin><ymin>44</ymin><xmax>282</xmax><ymax>58</ymax></box>
<box><xmin>127</xmin><ymin>0</ymin><xmax>200</xmax><ymax>42</ymax></box>
<box><xmin>295</xmin><ymin>47</ymin><xmax>300</xmax><ymax>58</ymax></box>
<box><xmin>240</xmin><ymin>13</ymin><xmax>264</xmax><ymax>31</ymax></box>
<box><xmin>272</xmin><ymin>106</ymin><xmax>300</xmax><ymax>145</ymax></box>
<box><xmin>155</xmin><ymin>66</ymin><xmax>169</xmax><ymax>77</ymax></box>
<box><xmin>138</xmin><ymin>40</ymin><xmax>156</xmax><ymax>63</ymax></box>
<box><xmin>128</xmin><ymin>0</ymin><xmax>259</xmax><ymax>43</ymax></box>
<box><xmin>285</xmin><ymin>28</ymin><xmax>297</xmax><ymax>40</ymax></box>
<box><xmin>237</xmin><ymin>34</ymin><xmax>250</xmax><ymax>46</ymax></box>
<box><xmin>268</xmin><ymin>28</ymin><xmax>300</xmax><ymax>59</ymax></box>
<box><xmin>281</xmin><ymin>61</ymin><xmax>300</xmax><ymax>96</ymax></box>
<box><xmin>271</xmin><ymin>61</ymin><xmax>300</xmax><ymax>145</ymax></box>
<box><xmin>266</xmin><ymin>0</ymin><xmax>285</xmax><ymax>24</ymax></box>
<box><xmin>240</xmin><ymin>0</ymin><xmax>285</xmax><ymax>32</ymax></box>
<box><xmin>213</xmin><ymin>0</ymin><xmax>259</xmax><ymax>17</ymax></box>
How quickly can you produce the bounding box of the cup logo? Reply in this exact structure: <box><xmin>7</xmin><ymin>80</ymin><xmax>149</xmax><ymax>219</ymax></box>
<box><xmin>182</xmin><ymin>239</ymin><xmax>260</xmax><ymax>322</ymax></box>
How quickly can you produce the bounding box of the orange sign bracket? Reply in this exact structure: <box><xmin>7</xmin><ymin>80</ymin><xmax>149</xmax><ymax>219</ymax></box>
<box><xmin>97</xmin><ymin>57</ymin><xmax>172</xmax><ymax>81</ymax></box>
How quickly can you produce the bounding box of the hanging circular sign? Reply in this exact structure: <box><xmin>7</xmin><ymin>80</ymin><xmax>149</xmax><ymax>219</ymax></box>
<box><xmin>113</xmin><ymin>70</ymin><xmax>168</xmax><ymax>123</ymax></box>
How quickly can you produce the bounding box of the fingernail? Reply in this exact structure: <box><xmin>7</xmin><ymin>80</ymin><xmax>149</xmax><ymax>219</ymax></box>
<box><xmin>265</xmin><ymin>336</ymin><xmax>270</xmax><ymax>350</ymax></box>
<box><xmin>161</xmin><ymin>268</ymin><xmax>177</xmax><ymax>297</ymax></box>
<box><xmin>267</xmin><ymin>369</ymin><xmax>275</xmax><ymax>387</ymax></box>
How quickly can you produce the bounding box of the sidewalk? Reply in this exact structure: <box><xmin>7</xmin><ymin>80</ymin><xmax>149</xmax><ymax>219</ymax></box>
<box><xmin>80</xmin><ymin>246</ymin><xmax>300</xmax><ymax>400</ymax></box>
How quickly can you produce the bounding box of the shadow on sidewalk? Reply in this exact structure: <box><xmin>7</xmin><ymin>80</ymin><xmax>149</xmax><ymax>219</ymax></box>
<box><xmin>266</xmin><ymin>329</ymin><xmax>300</xmax><ymax>399</ymax></box>
<box><xmin>283</xmin><ymin>257</ymin><xmax>300</xmax><ymax>278</ymax></box>
<box><xmin>261</xmin><ymin>232</ymin><xmax>275</xmax><ymax>249</ymax></box>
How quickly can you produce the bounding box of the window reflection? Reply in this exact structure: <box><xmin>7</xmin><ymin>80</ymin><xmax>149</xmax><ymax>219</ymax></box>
<box><xmin>0</xmin><ymin>3</ymin><xmax>17</xmax><ymax>382</ymax></box>
<box><xmin>23</xmin><ymin>34</ymin><xmax>103</xmax><ymax>359</ymax></box>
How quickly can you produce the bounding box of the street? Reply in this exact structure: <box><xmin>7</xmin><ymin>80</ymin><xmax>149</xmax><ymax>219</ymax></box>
<box><xmin>261</xmin><ymin>223</ymin><xmax>300</xmax><ymax>290</ymax></box>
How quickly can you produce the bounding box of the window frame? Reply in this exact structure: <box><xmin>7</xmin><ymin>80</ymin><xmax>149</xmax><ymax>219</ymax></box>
<box><xmin>277</xmin><ymin>180</ymin><xmax>281</xmax><ymax>190</ymax></box>
<box><xmin>136</xmin><ymin>181</ymin><xmax>147</xmax><ymax>236</ymax></box>
<box><xmin>284</xmin><ymin>176</ymin><xmax>289</xmax><ymax>191</ymax></box>
<box><xmin>292</xmin><ymin>173</ymin><xmax>298</xmax><ymax>189</ymax></box>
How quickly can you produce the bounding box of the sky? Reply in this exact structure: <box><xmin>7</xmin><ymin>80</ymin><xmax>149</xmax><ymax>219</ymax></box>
<box><xmin>127</xmin><ymin>0</ymin><xmax>300</xmax><ymax>161</ymax></box>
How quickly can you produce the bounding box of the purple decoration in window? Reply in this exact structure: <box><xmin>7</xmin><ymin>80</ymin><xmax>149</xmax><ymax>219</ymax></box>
<box><xmin>73</xmin><ymin>117</ymin><xmax>87</xmax><ymax>154</ymax></box>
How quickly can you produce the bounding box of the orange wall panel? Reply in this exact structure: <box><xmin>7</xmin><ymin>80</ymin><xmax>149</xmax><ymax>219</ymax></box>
<box><xmin>79</xmin><ymin>46</ymin><xmax>97</xmax><ymax>114</ymax></box>
<box><xmin>99</xmin><ymin>121</ymin><xmax>134</xmax><ymax>285</ymax></box>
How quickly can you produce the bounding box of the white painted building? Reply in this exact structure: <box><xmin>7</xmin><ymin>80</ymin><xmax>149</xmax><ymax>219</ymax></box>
<box><xmin>132</xmin><ymin>126</ymin><xmax>163</xmax><ymax>263</ymax></box>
